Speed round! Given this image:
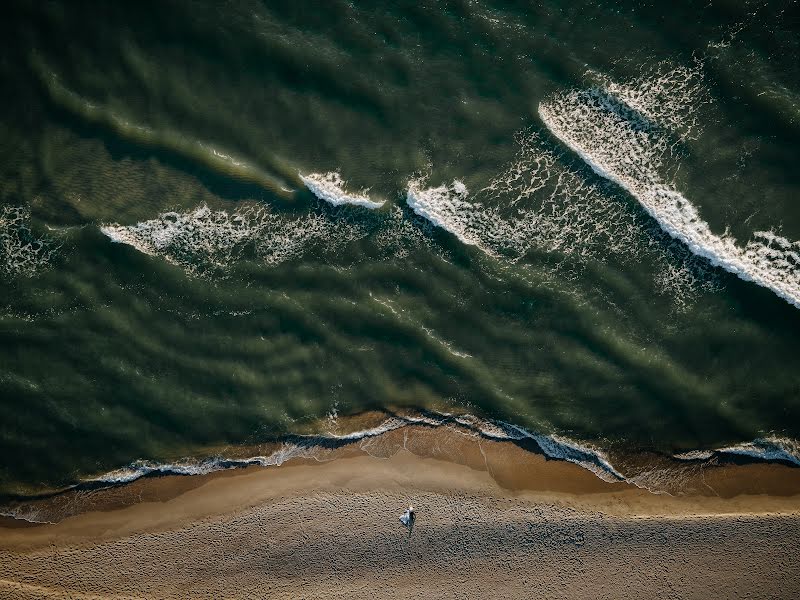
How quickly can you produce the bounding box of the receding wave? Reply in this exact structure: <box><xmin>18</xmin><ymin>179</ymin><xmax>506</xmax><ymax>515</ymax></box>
<box><xmin>538</xmin><ymin>63</ymin><xmax>800</xmax><ymax>309</ymax></box>
<box><xmin>146</xmin><ymin>413</ymin><xmax>626</xmax><ymax>482</ymax></box>
<box><xmin>82</xmin><ymin>413</ymin><xmax>628</xmax><ymax>485</ymax></box>
<box><xmin>301</xmin><ymin>171</ymin><xmax>385</xmax><ymax>209</ymax></box>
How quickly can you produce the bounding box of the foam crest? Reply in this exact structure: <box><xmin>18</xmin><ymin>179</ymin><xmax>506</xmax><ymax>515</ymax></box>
<box><xmin>404</xmin><ymin>174</ymin><xmax>573</xmax><ymax>261</ymax></box>
<box><xmin>101</xmin><ymin>204</ymin><xmax>351</xmax><ymax>274</ymax></box>
<box><xmin>94</xmin><ymin>458</ymin><xmax>232</xmax><ymax>484</ymax></box>
<box><xmin>94</xmin><ymin>442</ymin><xmax>337</xmax><ymax>484</ymax></box>
<box><xmin>716</xmin><ymin>437</ymin><xmax>800</xmax><ymax>465</ymax></box>
<box><xmin>538</xmin><ymin>64</ymin><xmax>800</xmax><ymax>308</ymax></box>
<box><xmin>102</xmin><ymin>205</ymin><xmax>263</xmax><ymax>273</ymax></box>
<box><xmin>405</xmin><ymin>179</ymin><xmax>490</xmax><ymax>250</ymax></box>
<box><xmin>0</xmin><ymin>206</ymin><xmax>59</xmax><ymax>277</ymax></box>
<box><xmin>301</xmin><ymin>171</ymin><xmax>385</xmax><ymax>209</ymax></box>
<box><xmin>102</xmin><ymin>205</ymin><xmax>252</xmax><ymax>265</ymax></box>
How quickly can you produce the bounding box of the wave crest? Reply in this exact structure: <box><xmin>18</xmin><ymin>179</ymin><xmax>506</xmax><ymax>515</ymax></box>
<box><xmin>538</xmin><ymin>63</ymin><xmax>800</xmax><ymax>309</ymax></box>
<box><xmin>301</xmin><ymin>171</ymin><xmax>385</xmax><ymax>209</ymax></box>
<box><xmin>405</xmin><ymin>178</ymin><xmax>491</xmax><ymax>250</ymax></box>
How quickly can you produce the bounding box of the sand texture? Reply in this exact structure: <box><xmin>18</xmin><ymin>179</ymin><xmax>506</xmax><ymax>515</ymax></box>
<box><xmin>2</xmin><ymin>444</ymin><xmax>800</xmax><ymax>599</ymax></box>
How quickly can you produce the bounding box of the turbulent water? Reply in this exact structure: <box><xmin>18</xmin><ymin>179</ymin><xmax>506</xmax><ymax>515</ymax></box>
<box><xmin>1</xmin><ymin>0</ymin><xmax>800</xmax><ymax>503</ymax></box>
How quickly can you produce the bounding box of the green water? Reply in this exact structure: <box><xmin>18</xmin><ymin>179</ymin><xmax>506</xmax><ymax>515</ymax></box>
<box><xmin>1</xmin><ymin>0</ymin><xmax>799</xmax><ymax>496</ymax></box>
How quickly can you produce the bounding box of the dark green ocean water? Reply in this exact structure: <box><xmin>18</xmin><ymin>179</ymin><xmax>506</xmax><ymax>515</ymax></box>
<box><xmin>1</xmin><ymin>0</ymin><xmax>800</xmax><ymax>499</ymax></box>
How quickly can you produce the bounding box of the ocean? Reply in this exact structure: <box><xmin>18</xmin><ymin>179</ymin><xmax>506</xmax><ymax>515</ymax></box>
<box><xmin>1</xmin><ymin>0</ymin><xmax>799</xmax><ymax>505</ymax></box>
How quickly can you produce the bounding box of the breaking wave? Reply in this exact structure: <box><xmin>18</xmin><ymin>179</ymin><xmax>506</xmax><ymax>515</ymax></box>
<box><xmin>100</xmin><ymin>203</ymin><xmax>365</xmax><ymax>274</ymax></box>
<box><xmin>538</xmin><ymin>63</ymin><xmax>800</xmax><ymax>309</ymax></box>
<box><xmin>301</xmin><ymin>171</ymin><xmax>385</xmax><ymax>209</ymax></box>
<box><xmin>404</xmin><ymin>166</ymin><xmax>633</xmax><ymax>262</ymax></box>
<box><xmin>403</xmin><ymin>132</ymin><xmax>718</xmax><ymax>307</ymax></box>
<box><xmin>406</xmin><ymin>178</ymin><xmax>493</xmax><ymax>251</ymax></box>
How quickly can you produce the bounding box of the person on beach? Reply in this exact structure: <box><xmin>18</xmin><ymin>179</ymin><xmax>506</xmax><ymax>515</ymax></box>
<box><xmin>400</xmin><ymin>505</ymin><xmax>415</xmax><ymax>535</ymax></box>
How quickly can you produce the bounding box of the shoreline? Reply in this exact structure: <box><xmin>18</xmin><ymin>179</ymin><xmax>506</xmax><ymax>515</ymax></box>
<box><xmin>4</xmin><ymin>411</ymin><xmax>800</xmax><ymax>525</ymax></box>
<box><xmin>0</xmin><ymin>431</ymin><xmax>800</xmax><ymax>599</ymax></box>
<box><xmin>2</xmin><ymin>428</ymin><xmax>800</xmax><ymax>598</ymax></box>
<box><xmin>3</xmin><ymin>419</ymin><xmax>800</xmax><ymax>527</ymax></box>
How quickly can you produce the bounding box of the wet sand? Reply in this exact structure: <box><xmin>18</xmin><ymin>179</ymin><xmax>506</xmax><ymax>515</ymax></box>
<box><xmin>2</xmin><ymin>426</ymin><xmax>800</xmax><ymax>598</ymax></box>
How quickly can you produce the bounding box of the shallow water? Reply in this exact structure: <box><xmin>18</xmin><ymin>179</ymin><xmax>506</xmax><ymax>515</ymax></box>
<box><xmin>1</xmin><ymin>0</ymin><xmax>799</xmax><ymax>497</ymax></box>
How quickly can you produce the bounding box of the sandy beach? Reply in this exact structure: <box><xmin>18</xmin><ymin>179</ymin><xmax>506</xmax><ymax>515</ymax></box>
<box><xmin>2</xmin><ymin>425</ymin><xmax>800</xmax><ymax>599</ymax></box>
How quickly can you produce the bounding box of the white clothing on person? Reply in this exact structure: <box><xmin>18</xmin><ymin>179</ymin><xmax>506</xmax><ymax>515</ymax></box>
<box><xmin>399</xmin><ymin>505</ymin><xmax>415</xmax><ymax>526</ymax></box>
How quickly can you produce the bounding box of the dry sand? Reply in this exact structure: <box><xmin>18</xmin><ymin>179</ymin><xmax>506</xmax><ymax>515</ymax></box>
<box><xmin>1</xmin><ymin>425</ymin><xmax>800</xmax><ymax>599</ymax></box>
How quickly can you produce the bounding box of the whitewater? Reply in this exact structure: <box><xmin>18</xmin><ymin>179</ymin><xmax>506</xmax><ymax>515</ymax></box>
<box><xmin>538</xmin><ymin>65</ymin><xmax>800</xmax><ymax>309</ymax></box>
<box><xmin>300</xmin><ymin>171</ymin><xmax>385</xmax><ymax>209</ymax></box>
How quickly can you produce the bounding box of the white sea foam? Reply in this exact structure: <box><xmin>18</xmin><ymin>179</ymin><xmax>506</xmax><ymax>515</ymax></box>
<box><xmin>84</xmin><ymin>412</ymin><xmax>627</xmax><ymax>486</ymax></box>
<box><xmin>101</xmin><ymin>198</ymin><xmax>451</xmax><ymax>274</ymax></box>
<box><xmin>371</xmin><ymin>205</ymin><xmax>440</xmax><ymax>259</ymax></box>
<box><xmin>490</xmin><ymin>420</ymin><xmax>626</xmax><ymax>483</ymax></box>
<box><xmin>405</xmin><ymin>178</ymin><xmax>490</xmax><ymax>250</ymax></box>
<box><xmin>538</xmin><ymin>64</ymin><xmax>800</xmax><ymax>309</ymax></box>
<box><xmin>91</xmin><ymin>443</ymin><xmax>338</xmax><ymax>486</ymax></box>
<box><xmin>716</xmin><ymin>437</ymin><xmax>800</xmax><ymax>465</ymax></box>
<box><xmin>0</xmin><ymin>206</ymin><xmax>59</xmax><ymax>276</ymax></box>
<box><xmin>672</xmin><ymin>450</ymin><xmax>715</xmax><ymax>461</ymax></box>
<box><xmin>403</xmin><ymin>133</ymin><xmax>713</xmax><ymax>306</ymax></box>
<box><xmin>301</xmin><ymin>171</ymin><xmax>385</xmax><ymax>209</ymax></box>
<box><xmin>101</xmin><ymin>203</ymin><xmax>360</xmax><ymax>274</ymax></box>
<box><xmin>404</xmin><ymin>172</ymin><xmax>589</xmax><ymax>261</ymax></box>
<box><xmin>94</xmin><ymin>459</ymin><xmax>227</xmax><ymax>484</ymax></box>
<box><xmin>101</xmin><ymin>205</ymin><xmax>255</xmax><ymax>269</ymax></box>
<box><xmin>478</xmin><ymin>130</ymin><xmax>651</xmax><ymax>261</ymax></box>
<box><xmin>675</xmin><ymin>436</ymin><xmax>800</xmax><ymax>466</ymax></box>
